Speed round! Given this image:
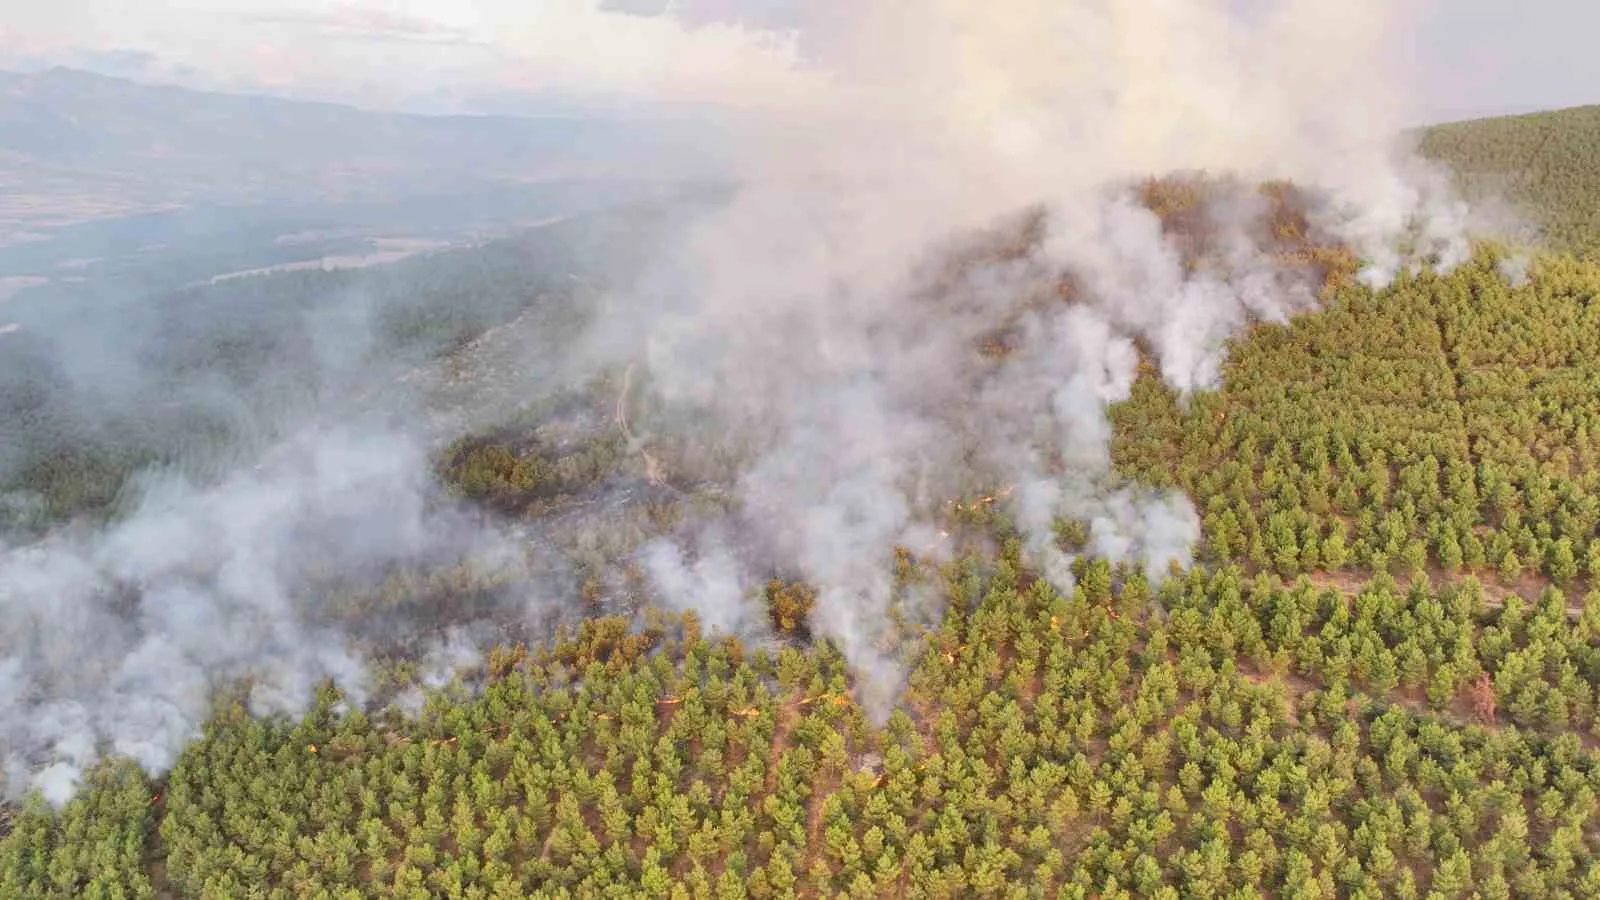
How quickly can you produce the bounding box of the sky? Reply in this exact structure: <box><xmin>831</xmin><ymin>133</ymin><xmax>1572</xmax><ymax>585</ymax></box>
<box><xmin>1408</xmin><ymin>2</ymin><xmax>1600</xmax><ymax>121</ymax></box>
<box><xmin>0</xmin><ymin>0</ymin><xmax>1596</xmax><ymax>122</ymax></box>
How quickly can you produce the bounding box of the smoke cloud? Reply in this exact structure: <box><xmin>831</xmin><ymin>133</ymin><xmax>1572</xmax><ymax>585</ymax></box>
<box><xmin>611</xmin><ymin>0</ymin><xmax>1475</xmax><ymax>710</ymax></box>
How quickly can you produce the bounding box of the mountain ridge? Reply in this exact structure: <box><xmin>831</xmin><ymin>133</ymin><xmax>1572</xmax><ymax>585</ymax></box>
<box><xmin>1418</xmin><ymin>101</ymin><xmax>1600</xmax><ymax>258</ymax></box>
<box><xmin>0</xmin><ymin>67</ymin><xmax>722</xmax><ymax>236</ymax></box>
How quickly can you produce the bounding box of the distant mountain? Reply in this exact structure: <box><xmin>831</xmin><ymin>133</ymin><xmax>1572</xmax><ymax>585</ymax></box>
<box><xmin>1418</xmin><ymin>104</ymin><xmax>1600</xmax><ymax>258</ymax></box>
<box><xmin>0</xmin><ymin>68</ymin><xmax>721</xmax><ymax>235</ymax></box>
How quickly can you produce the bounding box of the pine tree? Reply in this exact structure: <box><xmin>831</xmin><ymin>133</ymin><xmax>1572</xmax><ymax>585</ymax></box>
<box><xmin>1322</xmin><ymin>528</ymin><xmax>1350</xmax><ymax>570</ymax></box>
<box><xmin>1498</xmin><ymin>547</ymin><xmax>1523</xmax><ymax>584</ymax></box>
<box><xmin>1437</xmin><ymin>528</ymin><xmax>1464</xmax><ymax>571</ymax></box>
<box><xmin>1463</xmin><ymin>531</ymin><xmax>1488</xmax><ymax>568</ymax></box>
<box><xmin>1550</xmin><ymin>538</ymin><xmax>1580</xmax><ymax>583</ymax></box>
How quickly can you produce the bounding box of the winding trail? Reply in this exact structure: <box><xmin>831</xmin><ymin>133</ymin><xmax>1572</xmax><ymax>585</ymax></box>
<box><xmin>617</xmin><ymin>362</ymin><xmax>672</xmax><ymax>489</ymax></box>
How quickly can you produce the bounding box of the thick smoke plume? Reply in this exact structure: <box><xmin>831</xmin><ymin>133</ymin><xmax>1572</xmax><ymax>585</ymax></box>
<box><xmin>610</xmin><ymin>0</ymin><xmax>1474</xmax><ymax>711</ymax></box>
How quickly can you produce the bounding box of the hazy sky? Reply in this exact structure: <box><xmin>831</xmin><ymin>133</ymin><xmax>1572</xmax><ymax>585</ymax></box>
<box><xmin>1408</xmin><ymin>1</ymin><xmax>1600</xmax><ymax>121</ymax></box>
<box><xmin>1</xmin><ymin>0</ymin><xmax>1595</xmax><ymax>121</ymax></box>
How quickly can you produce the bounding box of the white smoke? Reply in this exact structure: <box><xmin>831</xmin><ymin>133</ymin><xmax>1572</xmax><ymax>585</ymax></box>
<box><xmin>0</xmin><ymin>428</ymin><xmax>543</xmax><ymax>802</ymax></box>
<box><xmin>621</xmin><ymin>0</ymin><xmax>1474</xmax><ymax>704</ymax></box>
<box><xmin>641</xmin><ymin>533</ymin><xmax>761</xmax><ymax>636</ymax></box>
<box><xmin>1498</xmin><ymin>253</ymin><xmax>1533</xmax><ymax>288</ymax></box>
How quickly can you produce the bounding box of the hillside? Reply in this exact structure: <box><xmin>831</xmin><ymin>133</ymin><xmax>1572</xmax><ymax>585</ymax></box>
<box><xmin>13</xmin><ymin>0</ymin><xmax>1600</xmax><ymax>890</ymax></box>
<box><xmin>10</xmin><ymin>214</ymin><xmax>1600</xmax><ymax>895</ymax></box>
<box><xmin>1419</xmin><ymin>104</ymin><xmax>1600</xmax><ymax>259</ymax></box>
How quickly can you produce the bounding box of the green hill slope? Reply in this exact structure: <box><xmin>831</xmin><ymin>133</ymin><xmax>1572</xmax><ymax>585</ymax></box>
<box><xmin>11</xmin><ymin>245</ymin><xmax>1600</xmax><ymax>898</ymax></box>
<box><xmin>1419</xmin><ymin>105</ymin><xmax>1600</xmax><ymax>258</ymax></box>
<box><xmin>12</xmin><ymin>138</ymin><xmax>1600</xmax><ymax>894</ymax></box>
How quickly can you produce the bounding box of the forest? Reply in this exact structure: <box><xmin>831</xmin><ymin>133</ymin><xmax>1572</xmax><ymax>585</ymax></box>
<box><xmin>1420</xmin><ymin>104</ymin><xmax>1600</xmax><ymax>260</ymax></box>
<box><xmin>9</xmin><ymin>551</ymin><xmax>1600</xmax><ymax>898</ymax></box>
<box><xmin>10</xmin><ymin>116</ymin><xmax>1600</xmax><ymax>897</ymax></box>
